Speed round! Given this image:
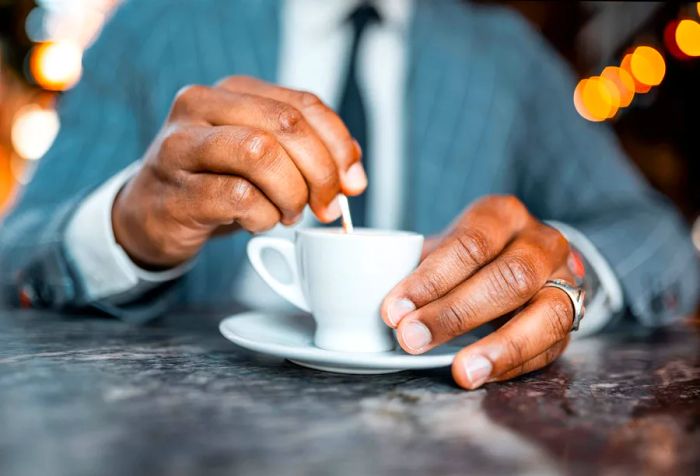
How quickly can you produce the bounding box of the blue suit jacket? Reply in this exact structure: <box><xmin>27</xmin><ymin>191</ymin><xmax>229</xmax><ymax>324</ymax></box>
<box><xmin>1</xmin><ymin>0</ymin><xmax>698</xmax><ymax>325</ymax></box>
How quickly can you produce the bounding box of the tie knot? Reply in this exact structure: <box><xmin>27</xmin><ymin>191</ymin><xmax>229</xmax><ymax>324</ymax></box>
<box><xmin>348</xmin><ymin>3</ymin><xmax>381</xmax><ymax>34</ymax></box>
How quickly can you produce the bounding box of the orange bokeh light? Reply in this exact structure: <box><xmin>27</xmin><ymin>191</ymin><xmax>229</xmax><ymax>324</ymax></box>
<box><xmin>620</xmin><ymin>53</ymin><xmax>652</xmax><ymax>94</ymax></box>
<box><xmin>573</xmin><ymin>76</ymin><xmax>620</xmax><ymax>122</ymax></box>
<box><xmin>29</xmin><ymin>41</ymin><xmax>83</xmax><ymax>91</ymax></box>
<box><xmin>629</xmin><ymin>46</ymin><xmax>665</xmax><ymax>87</ymax></box>
<box><xmin>574</xmin><ymin>79</ymin><xmax>595</xmax><ymax>121</ymax></box>
<box><xmin>664</xmin><ymin>20</ymin><xmax>691</xmax><ymax>60</ymax></box>
<box><xmin>675</xmin><ymin>19</ymin><xmax>700</xmax><ymax>57</ymax></box>
<box><xmin>0</xmin><ymin>152</ymin><xmax>14</xmax><ymax>214</ymax></box>
<box><xmin>601</xmin><ymin>66</ymin><xmax>635</xmax><ymax>108</ymax></box>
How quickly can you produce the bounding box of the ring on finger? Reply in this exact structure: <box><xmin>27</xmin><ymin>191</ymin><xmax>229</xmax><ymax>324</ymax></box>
<box><xmin>542</xmin><ymin>279</ymin><xmax>585</xmax><ymax>331</ymax></box>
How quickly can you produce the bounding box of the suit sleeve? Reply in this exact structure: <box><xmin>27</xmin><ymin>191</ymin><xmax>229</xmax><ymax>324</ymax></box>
<box><xmin>512</xmin><ymin>24</ymin><xmax>699</xmax><ymax>327</ymax></box>
<box><xmin>0</xmin><ymin>4</ymin><xmax>179</xmax><ymax>322</ymax></box>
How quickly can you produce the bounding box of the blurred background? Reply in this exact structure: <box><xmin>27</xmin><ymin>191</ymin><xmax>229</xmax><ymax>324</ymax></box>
<box><xmin>0</xmin><ymin>1</ymin><xmax>699</xmax><ymax>252</ymax></box>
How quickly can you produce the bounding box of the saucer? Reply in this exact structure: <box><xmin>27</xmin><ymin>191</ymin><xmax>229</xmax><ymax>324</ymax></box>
<box><xmin>219</xmin><ymin>312</ymin><xmax>467</xmax><ymax>374</ymax></box>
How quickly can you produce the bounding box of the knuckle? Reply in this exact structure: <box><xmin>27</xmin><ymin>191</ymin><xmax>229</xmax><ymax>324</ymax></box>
<box><xmin>503</xmin><ymin>337</ymin><xmax>527</xmax><ymax>370</ymax></box>
<box><xmin>190</xmin><ymin>176</ymin><xmax>227</xmax><ymax>221</ymax></box>
<box><xmin>160</xmin><ymin>128</ymin><xmax>190</xmax><ymax>159</ymax></box>
<box><xmin>497</xmin><ymin>254</ymin><xmax>540</xmax><ymax>300</ymax></box>
<box><xmin>412</xmin><ymin>274</ymin><xmax>447</xmax><ymax>302</ymax></box>
<box><xmin>545</xmin><ymin>295</ymin><xmax>573</xmax><ymax>337</ymax></box>
<box><xmin>499</xmin><ymin>194</ymin><xmax>526</xmax><ymax>215</ymax></box>
<box><xmin>436</xmin><ymin>300</ymin><xmax>475</xmax><ymax>337</ymax></box>
<box><xmin>173</xmin><ymin>84</ymin><xmax>207</xmax><ymax>110</ymax></box>
<box><xmin>199</xmin><ymin>129</ymin><xmax>233</xmax><ymax>157</ymax></box>
<box><xmin>296</xmin><ymin>91</ymin><xmax>324</xmax><ymax>110</ymax></box>
<box><xmin>240</xmin><ymin>130</ymin><xmax>274</xmax><ymax>163</ymax></box>
<box><xmin>276</xmin><ymin>105</ymin><xmax>304</xmax><ymax>134</ymax></box>
<box><xmin>546</xmin><ymin>226</ymin><xmax>570</xmax><ymax>258</ymax></box>
<box><xmin>311</xmin><ymin>163</ymin><xmax>340</xmax><ymax>194</ymax></box>
<box><xmin>484</xmin><ymin>194</ymin><xmax>528</xmax><ymax>222</ymax></box>
<box><xmin>529</xmin><ymin>224</ymin><xmax>570</xmax><ymax>268</ymax></box>
<box><xmin>288</xmin><ymin>188</ymin><xmax>309</xmax><ymax>215</ymax></box>
<box><xmin>229</xmin><ymin>179</ymin><xmax>256</xmax><ymax>211</ymax></box>
<box><xmin>454</xmin><ymin>229</ymin><xmax>492</xmax><ymax>268</ymax></box>
<box><xmin>217</xmin><ymin>75</ymin><xmax>248</xmax><ymax>89</ymax></box>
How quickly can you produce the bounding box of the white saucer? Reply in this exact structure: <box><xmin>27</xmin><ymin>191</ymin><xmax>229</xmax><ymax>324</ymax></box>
<box><xmin>219</xmin><ymin>311</ymin><xmax>466</xmax><ymax>374</ymax></box>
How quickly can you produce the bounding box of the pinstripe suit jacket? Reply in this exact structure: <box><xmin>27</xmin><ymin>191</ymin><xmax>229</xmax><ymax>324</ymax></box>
<box><xmin>1</xmin><ymin>0</ymin><xmax>698</xmax><ymax>325</ymax></box>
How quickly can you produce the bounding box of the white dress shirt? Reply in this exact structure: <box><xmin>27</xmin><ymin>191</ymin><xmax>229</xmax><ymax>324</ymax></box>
<box><xmin>65</xmin><ymin>0</ymin><xmax>622</xmax><ymax>336</ymax></box>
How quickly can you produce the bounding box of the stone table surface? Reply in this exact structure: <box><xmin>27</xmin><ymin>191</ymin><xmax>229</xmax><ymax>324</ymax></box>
<box><xmin>0</xmin><ymin>308</ymin><xmax>698</xmax><ymax>476</ymax></box>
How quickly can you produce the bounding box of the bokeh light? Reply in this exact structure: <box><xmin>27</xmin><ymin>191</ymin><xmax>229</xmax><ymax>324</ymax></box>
<box><xmin>620</xmin><ymin>53</ymin><xmax>652</xmax><ymax>94</ymax></box>
<box><xmin>629</xmin><ymin>46</ymin><xmax>666</xmax><ymax>86</ymax></box>
<box><xmin>573</xmin><ymin>79</ymin><xmax>594</xmax><ymax>121</ymax></box>
<box><xmin>11</xmin><ymin>105</ymin><xmax>60</xmax><ymax>161</ymax></box>
<box><xmin>664</xmin><ymin>20</ymin><xmax>691</xmax><ymax>60</ymax></box>
<box><xmin>10</xmin><ymin>155</ymin><xmax>39</xmax><ymax>186</ymax></box>
<box><xmin>0</xmin><ymin>154</ymin><xmax>13</xmax><ymax>212</ymax></box>
<box><xmin>29</xmin><ymin>41</ymin><xmax>83</xmax><ymax>91</ymax></box>
<box><xmin>693</xmin><ymin>215</ymin><xmax>700</xmax><ymax>253</ymax></box>
<box><xmin>574</xmin><ymin>76</ymin><xmax>620</xmax><ymax>122</ymax></box>
<box><xmin>601</xmin><ymin>66</ymin><xmax>635</xmax><ymax>108</ymax></box>
<box><xmin>675</xmin><ymin>19</ymin><xmax>700</xmax><ymax>57</ymax></box>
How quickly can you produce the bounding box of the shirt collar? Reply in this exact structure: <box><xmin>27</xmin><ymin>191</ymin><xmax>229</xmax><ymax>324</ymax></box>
<box><xmin>286</xmin><ymin>0</ymin><xmax>413</xmax><ymax>33</ymax></box>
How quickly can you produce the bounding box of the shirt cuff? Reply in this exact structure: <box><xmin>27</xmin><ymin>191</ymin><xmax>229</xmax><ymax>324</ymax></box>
<box><xmin>546</xmin><ymin>221</ymin><xmax>624</xmax><ymax>338</ymax></box>
<box><xmin>65</xmin><ymin>162</ymin><xmax>192</xmax><ymax>303</ymax></box>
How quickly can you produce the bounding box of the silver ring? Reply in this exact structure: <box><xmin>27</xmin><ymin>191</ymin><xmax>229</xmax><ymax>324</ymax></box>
<box><xmin>542</xmin><ymin>279</ymin><xmax>586</xmax><ymax>332</ymax></box>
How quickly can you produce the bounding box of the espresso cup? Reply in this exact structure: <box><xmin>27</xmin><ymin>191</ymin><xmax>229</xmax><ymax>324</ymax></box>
<box><xmin>247</xmin><ymin>228</ymin><xmax>424</xmax><ymax>353</ymax></box>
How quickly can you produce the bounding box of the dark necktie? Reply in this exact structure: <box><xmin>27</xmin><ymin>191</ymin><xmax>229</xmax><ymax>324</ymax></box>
<box><xmin>338</xmin><ymin>4</ymin><xmax>380</xmax><ymax>227</ymax></box>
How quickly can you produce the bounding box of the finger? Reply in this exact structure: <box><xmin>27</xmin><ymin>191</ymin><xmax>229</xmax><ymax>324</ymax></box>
<box><xmin>176</xmin><ymin>125</ymin><xmax>308</xmax><ymax>223</ymax></box>
<box><xmin>170</xmin><ymin>85</ymin><xmax>341</xmax><ymax>221</ymax></box>
<box><xmin>216</xmin><ymin>76</ymin><xmax>366</xmax><ymax>195</ymax></box>
<box><xmin>421</xmin><ymin>236</ymin><xmax>444</xmax><ymax>260</ymax></box>
<box><xmin>181</xmin><ymin>174</ymin><xmax>281</xmax><ymax>233</ymax></box>
<box><xmin>381</xmin><ymin>195</ymin><xmax>532</xmax><ymax>327</ymax></box>
<box><xmin>450</xmin><ymin>283</ymin><xmax>575</xmax><ymax>390</ymax></box>
<box><xmin>395</xmin><ymin>223</ymin><xmax>569</xmax><ymax>353</ymax></box>
<box><xmin>488</xmin><ymin>336</ymin><xmax>569</xmax><ymax>383</ymax></box>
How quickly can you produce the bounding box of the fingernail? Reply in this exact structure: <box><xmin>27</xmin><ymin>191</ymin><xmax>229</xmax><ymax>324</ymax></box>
<box><xmin>344</xmin><ymin>162</ymin><xmax>367</xmax><ymax>192</ymax></box>
<box><xmin>326</xmin><ymin>197</ymin><xmax>342</xmax><ymax>221</ymax></box>
<box><xmin>462</xmin><ymin>355</ymin><xmax>492</xmax><ymax>389</ymax></box>
<box><xmin>387</xmin><ymin>298</ymin><xmax>415</xmax><ymax>326</ymax></box>
<box><xmin>401</xmin><ymin>321</ymin><xmax>432</xmax><ymax>352</ymax></box>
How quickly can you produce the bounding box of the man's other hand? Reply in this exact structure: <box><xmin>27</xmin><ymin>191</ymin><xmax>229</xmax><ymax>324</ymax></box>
<box><xmin>381</xmin><ymin>195</ymin><xmax>576</xmax><ymax>389</ymax></box>
<box><xmin>113</xmin><ymin>76</ymin><xmax>367</xmax><ymax>268</ymax></box>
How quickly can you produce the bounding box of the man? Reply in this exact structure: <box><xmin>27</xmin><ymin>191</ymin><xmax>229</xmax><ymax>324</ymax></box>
<box><xmin>0</xmin><ymin>0</ymin><xmax>697</xmax><ymax>390</ymax></box>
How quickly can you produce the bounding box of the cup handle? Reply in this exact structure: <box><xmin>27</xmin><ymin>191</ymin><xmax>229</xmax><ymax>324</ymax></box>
<box><xmin>246</xmin><ymin>237</ymin><xmax>310</xmax><ymax>312</ymax></box>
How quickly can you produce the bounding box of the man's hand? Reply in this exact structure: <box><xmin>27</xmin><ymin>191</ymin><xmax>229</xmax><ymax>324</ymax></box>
<box><xmin>381</xmin><ymin>195</ymin><xmax>576</xmax><ymax>389</ymax></box>
<box><xmin>113</xmin><ymin>76</ymin><xmax>366</xmax><ymax>268</ymax></box>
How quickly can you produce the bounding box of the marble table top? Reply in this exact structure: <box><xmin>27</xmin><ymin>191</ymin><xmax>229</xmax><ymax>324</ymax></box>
<box><xmin>0</xmin><ymin>308</ymin><xmax>697</xmax><ymax>476</ymax></box>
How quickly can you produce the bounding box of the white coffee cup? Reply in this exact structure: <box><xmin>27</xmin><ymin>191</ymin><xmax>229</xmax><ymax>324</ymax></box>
<box><xmin>247</xmin><ymin>228</ymin><xmax>424</xmax><ymax>353</ymax></box>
